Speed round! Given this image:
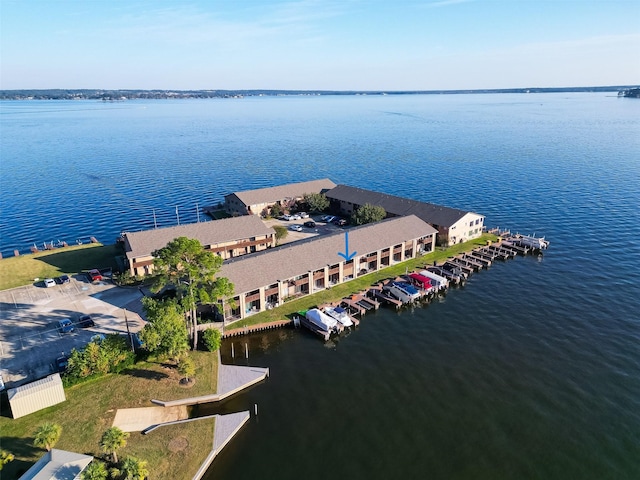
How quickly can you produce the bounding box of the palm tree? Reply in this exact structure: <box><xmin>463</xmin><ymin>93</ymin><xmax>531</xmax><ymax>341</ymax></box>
<box><xmin>81</xmin><ymin>460</ymin><xmax>108</xmax><ymax>480</ymax></box>
<box><xmin>120</xmin><ymin>456</ymin><xmax>149</xmax><ymax>480</ymax></box>
<box><xmin>0</xmin><ymin>450</ymin><xmax>15</xmax><ymax>471</ymax></box>
<box><xmin>100</xmin><ymin>427</ymin><xmax>129</xmax><ymax>464</ymax></box>
<box><xmin>33</xmin><ymin>422</ymin><xmax>62</xmax><ymax>451</ymax></box>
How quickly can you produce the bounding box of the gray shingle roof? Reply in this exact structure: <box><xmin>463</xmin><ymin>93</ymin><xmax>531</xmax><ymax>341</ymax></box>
<box><xmin>326</xmin><ymin>184</ymin><xmax>476</xmax><ymax>228</ymax></box>
<box><xmin>228</xmin><ymin>178</ymin><xmax>336</xmax><ymax>206</ymax></box>
<box><xmin>220</xmin><ymin>215</ymin><xmax>436</xmax><ymax>294</ymax></box>
<box><xmin>123</xmin><ymin>216</ymin><xmax>275</xmax><ymax>259</ymax></box>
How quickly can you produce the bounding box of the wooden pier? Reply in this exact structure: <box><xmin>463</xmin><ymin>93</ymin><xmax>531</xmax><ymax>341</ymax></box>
<box><xmin>369</xmin><ymin>285</ymin><xmax>403</xmax><ymax>308</ymax></box>
<box><xmin>222</xmin><ymin>319</ymin><xmax>293</xmax><ymax>338</ymax></box>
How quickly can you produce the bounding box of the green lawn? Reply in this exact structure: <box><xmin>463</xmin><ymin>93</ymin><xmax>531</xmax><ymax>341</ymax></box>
<box><xmin>0</xmin><ymin>243</ymin><xmax>122</xmax><ymax>290</ymax></box>
<box><xmin>0</xmin><ymin>351</ymin><xmax>218</xmax><ymax>480</ymax></box>
<box><xmin>227</xmin><ymin>233</ymin><xmax>498</xmax><ymax>328</ymax></box>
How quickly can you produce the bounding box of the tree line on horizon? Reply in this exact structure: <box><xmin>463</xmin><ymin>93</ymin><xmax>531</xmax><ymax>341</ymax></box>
<box><xmin>1</xmin><ymin>85</ymin><xmax>637</xmax><ymax>100</ymax></box>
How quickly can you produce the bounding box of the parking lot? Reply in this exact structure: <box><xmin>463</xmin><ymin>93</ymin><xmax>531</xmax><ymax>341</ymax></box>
<box><xmin>0</xmin><ymin>274</ymin><xmax>145</xmax><ymax>388</ymax></box>
<box><xmin>262</xmin><ymin>214</ymin><xmax>348</xmax><ymax>243</ymax></box>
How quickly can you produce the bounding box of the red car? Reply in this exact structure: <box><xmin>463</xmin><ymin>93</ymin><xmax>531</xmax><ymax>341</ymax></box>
<box><xmin>87</xmin><ymin>269</ymin><xmax>103</xmax><ymax>282</ymax></box>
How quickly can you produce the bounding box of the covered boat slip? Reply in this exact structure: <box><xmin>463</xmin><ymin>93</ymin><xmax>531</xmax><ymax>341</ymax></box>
<box><xmin>219</xmin><ymin>215</ymin><xmax>437</xmax><ymax>321</ymax></box>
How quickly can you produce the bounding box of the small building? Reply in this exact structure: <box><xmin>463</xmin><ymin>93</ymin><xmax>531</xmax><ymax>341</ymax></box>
<box><xmin>19</xmin><ymin>449</ymin><xmax>93</xmax><ymax>480</ymax></box>
<box><xmin>8</xmin><ymin>374</ymin><xmax>66</xmax><ymax>419</ymax></box>
<box><xmin>218</xmin><ymin>215</ymin><xmax>437</xmax><ymax>320</ymax></box>
<box><xmin>122</xmin><ymin>216</ymin><xmax>276</xmax><ymax>277</ymax></box>
<box><xmin>325</xmin><ymin>184</ymin><xmax>485</xmax><ymax>246</ymax></box>
<box><xmin>224</xmin><ymin>178</ymin><xmax>337</xmax><ymax>216</ymax></box>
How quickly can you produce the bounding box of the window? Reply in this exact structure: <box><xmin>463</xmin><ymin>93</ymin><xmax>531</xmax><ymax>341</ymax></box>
<box><xmin>475</xmin><ymin>219</ymin><xmax>479</xmax><ymax>225</ymax></box>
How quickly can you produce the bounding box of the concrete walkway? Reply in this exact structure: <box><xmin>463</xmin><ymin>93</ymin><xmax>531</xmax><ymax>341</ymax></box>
<box><xmin>112</xmin><ymin>405</ymin><xmax>188</xmax><ymax>432</ymax></box>
<box><xmin>151</xmin><ymin>362</ymin><xmax>269</xmax><ymax>407</ymax></box>
<box><xmin>192</xmin><ymin>411</ymin><xmax>250</xmax><ymax>480</ymax></box>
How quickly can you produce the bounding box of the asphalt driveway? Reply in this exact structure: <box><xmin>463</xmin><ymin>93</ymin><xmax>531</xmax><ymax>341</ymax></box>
<box><xmin>0</xmin><ymin>275</ymin><xmax>145</xmax><ymax>389</ymax></box>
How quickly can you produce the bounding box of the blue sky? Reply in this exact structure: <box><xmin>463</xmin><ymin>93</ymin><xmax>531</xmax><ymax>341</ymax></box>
<box><xmin>1</xmin><ymin>0</ymin><xmax>638</xmax><ymax>90</ymax></box>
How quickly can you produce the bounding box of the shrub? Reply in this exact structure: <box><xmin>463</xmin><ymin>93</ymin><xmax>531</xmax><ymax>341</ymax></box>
<box><xmin>202</xmin><ymin>328</ymin><xmax>222</xmax><ymax>352</ymax></box>
<box><xmin>63</xmin><ymin>334</ymin><xmax>135</xmax><ymax>386</ymax></box>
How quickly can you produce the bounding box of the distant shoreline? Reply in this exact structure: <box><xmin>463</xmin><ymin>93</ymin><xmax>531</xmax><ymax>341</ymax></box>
<box><xmin>1</xmin><ymin>85</ymin><xmax>638</xmax><ymax>101</ymax></box>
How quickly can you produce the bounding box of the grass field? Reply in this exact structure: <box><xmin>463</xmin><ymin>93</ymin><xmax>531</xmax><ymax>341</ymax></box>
<box><xmin>0</xmin><ymin>243</ymin><xmax>121</xmax><ymax>290</ymax></box>
<box><xmin>0</xmin><ymin>351</ymin><xmax>218</xmax><ymax>480</ymax></box>
<box><xmin>227</xmin><ymin>233</ymin><xmax>498</xmax><ymax>329</ymax></box>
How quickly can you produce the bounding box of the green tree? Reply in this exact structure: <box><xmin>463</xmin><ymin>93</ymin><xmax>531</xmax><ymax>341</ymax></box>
<box><xmin>351</xmin><ymin>203</ymin><xmax>386</xmax><ymax>225</ymax></box>
<box><xmin>33</xmin><ymin>422</ymin><xmax>62</xmax><ymax>451</ymax></box>
<box><xmin>269</xmin><ymin>203</ymin><xmax>282</xmax><ymax>218</ymax></box>
<box><xmin>178</xmin><ymin>354</ymin><xmax>196</xmax><ymax>383</ymax></box>
<box><xmin>303</xmin><ymin>192</ymin><xmax>329</xmax><ymax>212</ymax></box>
<box><xmin>120</xmin><ymin>456</ymin><xmax>149</xmax><ymax>480</ymax></box>
<box><xmin>100</xmin><ymin>427</ymin><xmax>129</xmax><ymax>464</ymax></box>
<box><xmin>273</xmin><ymin>225</ymin><xmax>288</xmax><ymax>244</ymax></box>
<box><xmin>139</xmin><ymin>297</ymin><xmax>189</xmax><ymax>359</ymax></box>
<box><xmin>81</xmin><ymin>460</ymin><xmax>108</xmax><ymax>480</ymax></box>
<box><xmin>151</xmin><ymin>237</ymin><xmax>234</xmax><ymax>349</ymax></box>
<box><xmin>0</xmin><ymin>450</ymin><xmax>15</xmax><ymax>471</ymax></box>
<box><xmin>202</xmin><ymin>328</ymin><xmax>222</xmax><ymax>352</ymax></box>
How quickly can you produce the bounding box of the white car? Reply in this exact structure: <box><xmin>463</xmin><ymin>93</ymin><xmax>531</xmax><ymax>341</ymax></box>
<box><xmin>290</xmin><ymin>214</ymin><xmax>301</xmax><ymax>220</ymax></box>
<box><xmin>290</xmin><ymin>224</ymin><xmax>303</xmax><ymax>232</ymax></box>
<box><xmin>44</xmin><ymin>278</ymin><xmax>56</xmax><ymax>288</ymax></box>
<box><xmin>281</xmin><ymin>214</ymin><xmax>292</xmax><ymax>221</ymax></box>
<box><xmin>298</xmin><ymin>212</ymin><xmax>309</xmax><ymax>218</ymax></box>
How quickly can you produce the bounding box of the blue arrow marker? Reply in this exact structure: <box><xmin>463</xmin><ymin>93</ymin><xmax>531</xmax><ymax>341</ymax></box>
<box><xmin>338</xmin><ymin>231</ymin><xmax>357</xmax><ymax>261</ymax></box>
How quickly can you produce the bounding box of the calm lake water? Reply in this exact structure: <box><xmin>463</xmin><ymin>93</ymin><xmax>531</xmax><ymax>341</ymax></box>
<box><xmin>1</xmin><ymin>93</ymin><xmax>639</xmax><ymax>479</ymax></box>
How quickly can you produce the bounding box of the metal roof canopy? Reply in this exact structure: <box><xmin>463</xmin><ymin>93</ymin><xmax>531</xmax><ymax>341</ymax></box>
<box><xmin>18</xmin><ymin>449</ymin><xmax>93</xmax><ymax>480</ymax></box>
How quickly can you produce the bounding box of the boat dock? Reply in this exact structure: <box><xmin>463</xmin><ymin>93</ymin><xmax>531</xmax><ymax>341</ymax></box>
<box><xmin>342</xmin><ymin>292</ymin><xmax>379</xmax><ymax>314</ymax></box>
<box><xmin>218</xmin><ymin>234</ymin><xmax>549</xmax><ymax>342</ymax></box>
<box><xmin>369</xmin><ymin>285</ymin><xmax>403</xmax><ymax>308</ymax></box>
<box><xmin>296</xmin><ymin>314</ymin><xmax>331</xmax><ymax>341</ymax></box>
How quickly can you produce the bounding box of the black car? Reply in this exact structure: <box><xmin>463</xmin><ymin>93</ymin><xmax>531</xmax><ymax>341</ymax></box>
<box><xmin>78</xmin><ymin>314</ymin><xmax>95</xmax><ymax>328</ymax></box>
<box><xmin>334</xmin><ymin>218</ymin><xmax>348</xmax><ymax>226</ymax></box>
<box><xmin>56</xmin><ymin>355</ymin><xmax>69</xmax><ymax>373</ymax></box>
<box><xmin>56</xmin><ymin>274</ymin><xmax>70</xmax><ymax>284</ymax></box>
<box><xmin>303</xmin><ymin>220</ymin><xmax>316</xmax><ymax>228</ymax></box>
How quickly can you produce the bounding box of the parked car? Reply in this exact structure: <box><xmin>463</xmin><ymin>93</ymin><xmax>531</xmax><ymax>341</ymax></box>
<box><xmin>290</xmin><ymin>224</ymin><xmax>303</xmax><ymax>232</ymax></box>
<box><xmin>55</xmin><ymin>355</ymin><xmax>69</xmax><ymax>373</ymax></box>
<box><xmin>298</xmin><ymin>212</ymin><xmax>309</xmax><ymax>218</ymax></box>
<box><xmin>57</xmin><ymin>318</ymin><xmax>74</xmax><ymax>334</ymax></box>
<box><xmin>304</xmin><ymin>220</ymin><xmax>316</xmax><ymax>228</ymax></box>
<box><xmin>280</xmin><ymin>214</ymin><xmax>292</xmax><ymax>221</ymax></box>
<box><xmin>323</xmin><ymin>215</ymin><xmax>336</xmax><ymax>223</ymax></box>
<box><xmin>90</xmin><ymin>333</ymin><xmax>106</xmax><ymax>343</ymax></box>
<box><xmin>87</xmin><ymin>269</ymin><xmax>103</xmax><ymax>282</ymax></box>
<box><xmin>78</xmin><ymin>314</ymin><xmax>95</xmax><ymax>328</ymax></box>
<box><xmin>44</xmin><ymin>278</ymin><xmax>56</xmax><ymax>288</ymax></box>
<box><xmin>335</xmin><ymin>218</ymin><xmax>348</xmax><ymax>226</ymax></box>
<box><xmin>290</xmin><ymin>214</ymin><xmax>301</xmax><ymax>220</ymax></box>
<box><xmin>56</xmin><ymin>274</ymin><xmax>70</xmax><ymax>284</ymax></box>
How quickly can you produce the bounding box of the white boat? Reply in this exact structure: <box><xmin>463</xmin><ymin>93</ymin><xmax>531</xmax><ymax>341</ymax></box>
<box><xmin>324</xmin><ymin>306</ymin><xmax>354</xmax><ymax>328</ymax></box>
<box><xmin>418</xmin><ymin>270</ymin><xmax>449</xmax><ymax>290</ymax></box>
<box><xmin>383</xmin><ymin>281</ymin><xmax>420</xmax><ymax>303</ymax></box>
<box><xmin>305</xmin><ymin>308</ymin><xmax>338</xmax><ymax>332</ymax></box>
